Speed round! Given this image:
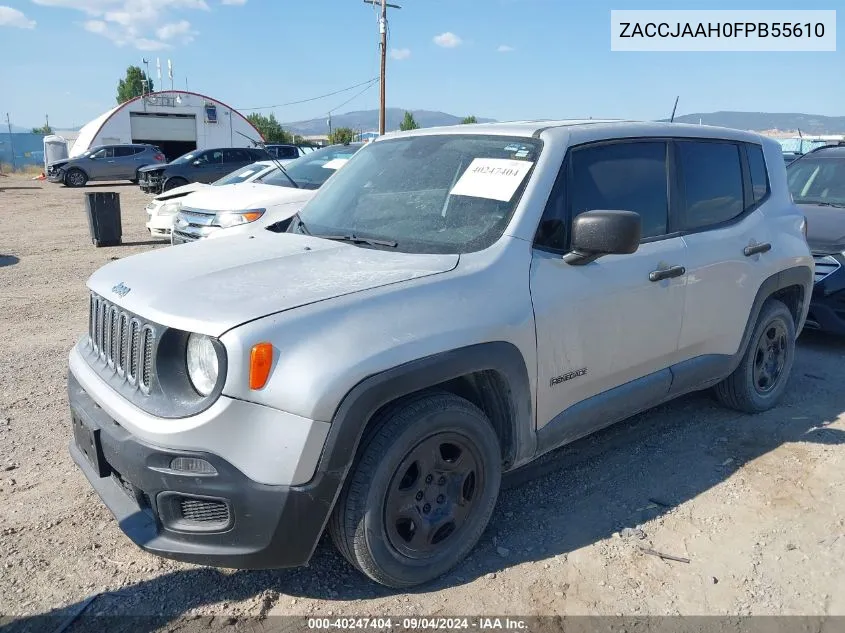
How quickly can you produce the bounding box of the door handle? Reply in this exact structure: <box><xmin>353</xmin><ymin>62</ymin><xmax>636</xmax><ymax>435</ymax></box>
<box><xmin>649</xmin><ymin>265</ymin><xmax>686</xmax><ymax>282</ymax></box>
<box><xmin>744</xmin><ymin>242</ymin><xmax>771</xmax><ymax>257</ymax></box>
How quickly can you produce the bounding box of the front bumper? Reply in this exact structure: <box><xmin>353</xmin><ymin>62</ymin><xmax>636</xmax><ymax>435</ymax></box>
<box><xmin>68</xmin><ymin>370</ymin><xmax>336</xmax><ymax>569</ymax></box>
<box><xmin>805</xmin><ymin>253</ymin><xmax>845</xmax><ymax>335</ymax></box>
<box><xmin>145</xmin><ymin>208</ymin><xmax>176</xmax><ymax>238</ymax></box>
<box><xmin>47</xmin><ymin>168</ymin><xmax>65</xmax><ymax>183</ymax></box>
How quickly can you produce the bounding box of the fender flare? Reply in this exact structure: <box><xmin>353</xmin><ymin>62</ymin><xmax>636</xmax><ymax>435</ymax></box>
<box><xmin>281</xmin><ymin>342</ymin><xmax>534</xmax><ymax>564</ymax></box>
<box><xmin>729</xmin><ymin>264</ymin><xmax>813</xmax><ymax>375</ymax></box>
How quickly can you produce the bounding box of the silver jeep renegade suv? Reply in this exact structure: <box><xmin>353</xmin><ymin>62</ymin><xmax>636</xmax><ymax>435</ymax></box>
<box><xmin>68</xmin><ymin>120</ymin><xmax>813</xmax><ymax>588</ymax></box>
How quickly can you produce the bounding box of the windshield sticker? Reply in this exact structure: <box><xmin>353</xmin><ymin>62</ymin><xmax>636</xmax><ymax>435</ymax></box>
<box><xmin>237</xmin><ymin>169</ymin><xmax>257</xmax><ymax>178</ymax></box>
<box><xmin>450</xmin><ymin>158</ymin><xmax>534</xmax><ymax>202</ymax></box>
<box><xmin>321</xmin><ymin>158</ymin><xmax>350</xmax><ymax>170</ymax></box>
<box><xmin>503</xmin><ymin>144</ymin><xmax>519</xmax><ymax>152</ymax></box>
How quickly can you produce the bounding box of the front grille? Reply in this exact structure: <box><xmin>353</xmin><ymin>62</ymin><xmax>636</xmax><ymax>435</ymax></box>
<box><xmin>89</xmin><ymin>292</ymin><xmax>156</xmax><ymax>391</ymax></box>
<box><xmin>813</xmin><ymin>254</ymin><xmax>841</xmax><ymax>284</ymax></box>
<box><xmin>179</xmin><ymin>498</ymin><xmax>230</xmax><ymax>524</ymax></box>
<box><xmin>171</xmin><ymin>230</ymin><xmax>199</xmax><ymax>244</ymax></box>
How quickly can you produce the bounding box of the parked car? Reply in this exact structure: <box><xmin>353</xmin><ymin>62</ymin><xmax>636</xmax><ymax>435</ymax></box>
<box><xmin>47</xmin><ymin>144</ymin><xmax>166</xmax><ymax>187</ymax></box>
<box><xmin>146</xmin><ymin>161</ymin><xmax>282</xmax><ymax>239</ymax></box>
<box><xmin>786</xmin><ymin>145</ymin><xmax>845</xmax><ymax>335</ymax></box>
<box><xmin>265</xmin><ymin>144</ymin><xmax>316</xmax><ymax>160</ymax></box>
<box><xmin>67</xmin><ymin>121</ymin><xmax>812</xmax><ymax>589</ymax></box>
<box><xmin>170</xmin><ymin>143</ymin><xmax>363</xmax><ymax>244</ymax></box>
<box><xmin>138</xmin><ymin>147</ymin><xmax>270</xmax><ymax>194</ymax></box>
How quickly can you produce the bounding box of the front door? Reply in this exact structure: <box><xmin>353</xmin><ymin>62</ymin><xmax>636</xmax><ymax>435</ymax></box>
<box><xmin>530</xmin><ymin>139</ymin><xmax>687</xmax><ymax>448</ymax></box>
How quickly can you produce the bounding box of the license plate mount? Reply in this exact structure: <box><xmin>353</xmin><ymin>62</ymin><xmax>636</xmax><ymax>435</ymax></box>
<box><xmin>72</xmin><ymin>411</ymin><xmax>110</xmax><ymax>478</ymax></box>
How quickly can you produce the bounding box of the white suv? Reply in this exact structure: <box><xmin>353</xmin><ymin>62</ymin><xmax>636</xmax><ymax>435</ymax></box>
<box><xmin>68</xmin><ymin>121</ymin><xmax>813</xmax><ymax>589</ymax></box>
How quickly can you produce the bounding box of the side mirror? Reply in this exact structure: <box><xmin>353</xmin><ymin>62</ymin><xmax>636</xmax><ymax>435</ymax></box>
<box><xmin>192</xmin><ymin>160</ymin><xmax>202</xmax><ymax>166</ymax></box>
<box><xmin>563</xmin><ymin>210</ymin><xmax>642</xmax><ymax>265</ymax></box>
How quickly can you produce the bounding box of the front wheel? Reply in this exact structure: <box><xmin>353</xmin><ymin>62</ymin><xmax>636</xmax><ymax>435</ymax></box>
<box><xmin>714</xmin><ymin>299</ymin><xmax>796</xmax><ymax>413</ymax></box>
<box><xmin>64</xmin><ymin>168</ymin><xmax>87</xmax><ymax>187</ymax></box>
<box><xmin>329</xmin><ymin>392</ymin><xmax>501</xmax><ymax>588</ymax></box>
<box><xmin>162</xmin><ymin>177</ymin><xmax>187</xmax><ymax>192</ymax></box>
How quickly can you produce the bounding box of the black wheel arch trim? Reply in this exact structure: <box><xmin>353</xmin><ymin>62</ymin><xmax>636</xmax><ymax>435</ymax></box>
<box><xmin>725</xmin><ymin>265</ymin><xmax>812</xmax><ymax>379</ymax></box>
<box><xmin>279</xmin><ymin>342</ymin><xmax>534</xmax><ymax>567</ymax></box>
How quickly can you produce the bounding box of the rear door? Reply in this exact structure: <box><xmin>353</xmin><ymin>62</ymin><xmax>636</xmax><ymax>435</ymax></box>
<box><xmin>112</xmin><ymin>146</ymin><xmax>139</xmax><ymax>179</ymax></box>
<box><xmin>220</xmin><ymin>148</ymin><xmax>252</xmax><ymax>179</ymax></box>
<box><xmin>676</xmin><ymin>140</ymin><xmax>772</xmax><ymax>361</ymax></box>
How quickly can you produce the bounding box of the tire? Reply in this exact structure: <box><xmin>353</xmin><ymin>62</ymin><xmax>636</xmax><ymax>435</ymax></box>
<box><xmin>714</xmin><ymin>299</ymin><xmax>796</xmax><ymax>413</ymax></box>
<box><xmin>64</xmin><ymin>168</ymin><xmax>87</xmax><ymax>187</ymax></box>
<box><xmin>329</xmin><ymin>391</ymin><xmax>502</xmax><ymax>588</ymax></box>
<box><xmin>162</xmin><ymin>177</ymin><xmax>187</xmax><ymax>192</ymax></box>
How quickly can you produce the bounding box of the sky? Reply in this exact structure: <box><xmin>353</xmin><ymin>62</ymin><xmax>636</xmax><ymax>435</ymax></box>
<box><xmin>0</xmin><ymin>0</ymin><xmax>842</xmax><ymax>130</ymax></box>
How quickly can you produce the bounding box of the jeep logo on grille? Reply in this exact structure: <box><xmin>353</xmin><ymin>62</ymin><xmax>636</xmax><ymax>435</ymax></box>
<box><xmin>112</xmin><ymin>282</ymin><xmax>131</xmax><ymax>298</ymax></box>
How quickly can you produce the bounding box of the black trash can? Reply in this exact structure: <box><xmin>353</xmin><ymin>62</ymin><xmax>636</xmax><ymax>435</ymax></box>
<box><xmin>84</xmin><ymin>192</ymin><xmax>122</xmax><ymax>247</ymax></box>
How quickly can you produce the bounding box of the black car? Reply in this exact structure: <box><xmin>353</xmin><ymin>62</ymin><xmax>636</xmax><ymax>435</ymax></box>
<box><xmin>138</xmin><ymin>147</ymin><xmax>270</xmax><ymax>194</ymax></box>
<box><xmin>786</xmin><ymin>145</ymin><xmax>845</xmax><ymax>335</ymax></box>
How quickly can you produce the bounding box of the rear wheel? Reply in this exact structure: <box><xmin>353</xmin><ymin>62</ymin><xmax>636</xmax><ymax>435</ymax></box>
<box><xmin>714</xmin><ymin>299</ymin><xmax>796</xmax><ymax>413</ymax></box>
<box><xmin>64</xmin><ymin>168</ymin><xmax>87</xmax><ymax>187</ymax></box>
<box><xmin>329</xmin><ymin>392</ymin><xmax>501</xmax><ymax>588</ymax></box>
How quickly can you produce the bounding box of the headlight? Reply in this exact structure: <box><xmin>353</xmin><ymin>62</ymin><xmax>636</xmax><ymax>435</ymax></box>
<box><xmin>159</xmin><ymin>200</ymin><xmax>182</xmax><ymax>216</ymax></box>
<box><xmin>186</xmin><ymin>333</ymin><xmax>218</xmax><ymax>396</ymax></box>
<box><xmin>212</xmin><ymin>209</ymin><xmax>265</xmax><ymax>228</ymax></box>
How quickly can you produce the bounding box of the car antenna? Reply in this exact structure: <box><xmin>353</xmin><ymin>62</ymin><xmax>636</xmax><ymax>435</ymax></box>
<box><xmin>669</xmin><ymin>96</ymin><xmax>679</xmax><ymax>123</ymax></box>
<box><xmin>234</xmin><ymin>130</ymin><xmax>299</xmax><ymax>189</ymax></box>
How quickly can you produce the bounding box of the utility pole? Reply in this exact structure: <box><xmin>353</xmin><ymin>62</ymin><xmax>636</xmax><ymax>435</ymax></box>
<box><xmin>6</xmin><ymin>113</ymin><xmax>16</xmax><ymax>170</ymax></box>
<box><xmin>364</xmin><ymin>0</ymin><xmax>401</xmax><ymax>135</ymax></box>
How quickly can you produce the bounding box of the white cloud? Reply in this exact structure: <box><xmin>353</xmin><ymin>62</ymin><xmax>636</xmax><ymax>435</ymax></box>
<box><xmin>33</xmin><ymin>0</ymin><xmax>208</xmax><ymax>49</ymax></box>
<box><xmin>156</xmin><ymin>19</ymin><xmax>196</xmax><ymax>43</ymax></box>
<box><xmin>497</xmin><ymin>44</ymin><xmax>515</xmax><ymax>53</ymax></box>
<box><xmin>0</xmin><ymin>6</ymin><xmax>36</xmax><ymax>28</ymax></box>
<box><xmin>389</xmin><ymin>47</ymin><xmax>411</xmax><ymax>60</ymax></box>
<box><xmin>433</xmin><ymin>31</ymin><xmax>462</xmax><ymax>48</ymax></box>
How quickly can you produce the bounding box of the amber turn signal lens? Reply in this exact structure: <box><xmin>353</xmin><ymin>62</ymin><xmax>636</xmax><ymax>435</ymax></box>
<box><xmin>249</xmin><ymin>342</ymin><xmax>273</xmax><ymax>390</ymax></box>
<box><xmin>243</xmin><ymin>211</ymin><xmax>264</xmax><ymax>223</ymax></box>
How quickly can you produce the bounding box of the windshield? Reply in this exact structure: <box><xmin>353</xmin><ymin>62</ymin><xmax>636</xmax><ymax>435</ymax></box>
<box><xmin>787</xmin><ymin>157</ymin><xmax>845</xmax><ymax>206</ymax></box>
<box><xmin>170</xmin><ymin>151</ymin><xmax>199</xmax><ymax>165</ymax></box>
<box><xmin>213</xmin><ymin>162</ymin><xmax>270</xmax><ymax>186</ymax></box>
<box><xmin>259</xmin><ymin>143</ymin><xmax>364</xmax><ymax>190</ymax></box>
<box><xmin>293</xmin><ymin>135</ymin><xmax>542</xmax><ymax>254</ymax></box>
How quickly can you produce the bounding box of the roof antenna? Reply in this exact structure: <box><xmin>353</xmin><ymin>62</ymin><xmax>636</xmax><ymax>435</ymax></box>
<box><xmin>669</xmin><ymin>96</ymin><xmax>679</xmax><ymax>123</ymax></box>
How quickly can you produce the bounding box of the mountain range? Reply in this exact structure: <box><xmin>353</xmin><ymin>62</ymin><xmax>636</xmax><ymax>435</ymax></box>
<box><xmin>284</xmin><ymin>110</ymin><xmax>845</xmax><ymax>136</ymax></box>
<box><xmin>283</xmin><ymin>108</ymin><xmax>495</xmax><ymax>135</ymax></box>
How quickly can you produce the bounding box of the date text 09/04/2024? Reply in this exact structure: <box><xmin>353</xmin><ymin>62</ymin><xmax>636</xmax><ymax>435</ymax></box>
<box><xmin>307</xmin><ymin>617</ymin><xmax>529</xmax><ymax>630</ymax></box>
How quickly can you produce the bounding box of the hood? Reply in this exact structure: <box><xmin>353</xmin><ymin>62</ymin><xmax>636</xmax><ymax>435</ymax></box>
<box><xmin>179</xmin><ymin>183</ymin><xmax>313</xmax><ymax>212</ymax></box>
<box><xmin>87</xmin><ymin>232</ymin><xmax>459</xmax><ymax>337</ymax></box>
<box><xmin>138</xmin><ymin>164</ymin><xmax>165</xmax><ymax>174</ymax></box>
<box><xmin>154</xmin><ymin>182</ymin><xmax>208</xmax><ymax>201</ymax></box>
<box><xmin>49</xmin><ymin>159</ymin><xmax>70</xmax><ymax>168</ymax></box>
<box><xmin>799</xmin><ymin>203</ymin><xmax>845</xmax><ymax>254</ymax></box>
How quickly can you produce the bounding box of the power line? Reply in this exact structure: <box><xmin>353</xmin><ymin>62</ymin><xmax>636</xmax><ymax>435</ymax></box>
<box><xmin>238</xmin><ymin>77</ymin><xmax>379</xmax><ymax>111</ymax></box>
<box><xmin>328</xmin><ymin>78</ymin><xmax>380</xmax><ymax>115</ymax></box>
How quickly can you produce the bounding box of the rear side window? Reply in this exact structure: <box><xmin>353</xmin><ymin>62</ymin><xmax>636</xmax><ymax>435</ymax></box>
<box><xmin>113</xmin><ymin>146</ymin><xmax>135</xmax><ymax>157</ymax></box>
<box><xmin>274</xmin><ymin>146</ymin><xmax>298</xmax><ymax>159</ymax></box>
<box><xmin>746</xmin><ymin>143</ymin><xmax>770</xmax><ymax>204</ymax></box>
<box><xmin>223</xmin><ymin>148</ymin><xmax>250</xmax><ymax>163</ymax></box>
<box><xmin>570</xmin><ymin>141</ymin><xmax>669</xmax><ymax>239</ymax></box>
<box><xmin>677</xmin><ymin>141</ymin><xmax>744</xmax><ymax>230</ymax></box>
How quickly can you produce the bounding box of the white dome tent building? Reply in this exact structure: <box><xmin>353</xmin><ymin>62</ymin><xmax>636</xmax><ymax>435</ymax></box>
<box><xmin>70</xmin><ymin>91</ymin><xmax>263</xmax><ymax>161</ymax></box>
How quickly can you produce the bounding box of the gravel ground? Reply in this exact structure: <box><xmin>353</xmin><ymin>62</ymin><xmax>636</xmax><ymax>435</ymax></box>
<box><xmin>1</xmin><ymin>175</ymin><xmax>844</xmax><ymax>628</ymax></box>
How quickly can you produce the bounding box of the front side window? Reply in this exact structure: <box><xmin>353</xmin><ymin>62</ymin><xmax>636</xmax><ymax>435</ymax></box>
<box><xmin>677</xmin><ymin>141</ymin><xmax>744</xmax><ymax>230</ymax></box>
<box><xmin>570</xmin><ymin>141</ymin><xmax>669</xmax><ymax>239</ymax></box>
<box><xmin>90</xmin><ymin>147</ymin><xmax>113</xmax><ymax>159</ymax></box>
<box><xmin>295</xmin><ymin>135</ymin><xmax>542</xmax><ymax>253</ymax></box>
<box><xmin>788</xmin><ymin>157</ymin><xmax>845</xmax><ymax>207</ymax></box>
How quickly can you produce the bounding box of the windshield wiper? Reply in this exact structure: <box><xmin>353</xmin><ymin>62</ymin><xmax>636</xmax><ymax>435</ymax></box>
<box><xmin>807</xmin><ymin>201</ymin><xmax>845</xmax><ymax>208</ymax></box>
<box><xmin>234</xmin><ymin>131</ymin><xmax>299</xmax><ymax>189</ymax></box>
<box><xmin>319</xmin><ymin>234</ymin><xmax>398</xmax><ymax>248</ymax></box>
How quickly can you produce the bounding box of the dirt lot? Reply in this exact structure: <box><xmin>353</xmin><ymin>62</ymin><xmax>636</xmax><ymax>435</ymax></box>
<box><xmin>1</xmin><ymin>174</ymin><xmax>844</xmax><ymax>627</ymax></box>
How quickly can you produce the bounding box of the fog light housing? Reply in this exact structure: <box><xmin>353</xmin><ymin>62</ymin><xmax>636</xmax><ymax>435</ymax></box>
<box><xmin>169</xmin><ymin>457</ymin><xmax>217</xmax><ymax>475</ymax></box>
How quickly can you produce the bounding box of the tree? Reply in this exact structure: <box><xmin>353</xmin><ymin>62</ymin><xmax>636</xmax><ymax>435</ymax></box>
<box><xmin>328</xmin><ymin>127</ymin><xmax>355</xmax><ymax>145</ymax></box>
<box><xmin>116</xmin><ymin>65</ymin><xmax>154</xmax><ymax>104</ymax></box>
<box><xmin>246</xmin><ymin>112</ymin><xmax>292</xmax><ymax>144</ymax></box>
<box><xmin>32</xmin><ymin>125</ymin><xmax>53</xmax><ymax>135</ymax></box>
<box><xmin>461</xmin><ymin>115</ymin><xmax>477</xmax><ymax>124</ymax></box>
<box><xmin>400</xmin><ymin>111</ymin><xmax>419</xmax><ymax>131</ymax></box>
